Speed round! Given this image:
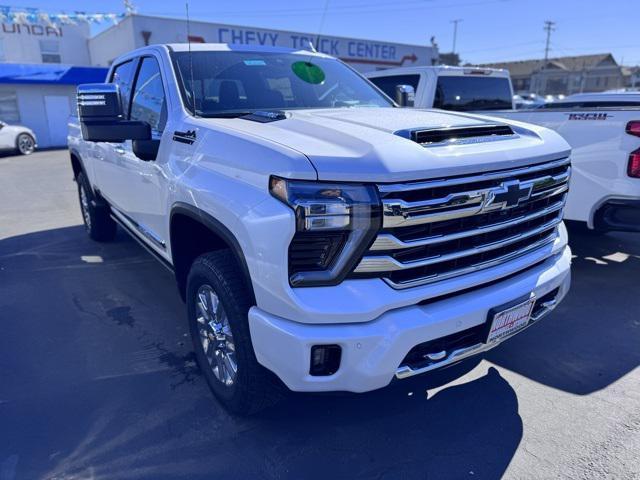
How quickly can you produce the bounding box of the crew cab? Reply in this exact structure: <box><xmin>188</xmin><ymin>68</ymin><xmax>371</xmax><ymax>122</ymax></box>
<box><xmin>367</xmin><ymin>67</ymin><xmax>640</xmax><ymax>232</ymax></box>
<box><xmin>69</xmin><ymin>44</ymin><xmax>572</xmax><ymax>414</ymax></box>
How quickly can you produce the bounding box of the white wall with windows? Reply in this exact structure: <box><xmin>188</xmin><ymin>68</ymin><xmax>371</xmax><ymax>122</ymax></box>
<box><xmin>0</xmin><ymin>22</ymin><xmax>90</xmax><ymax>65</ymax></box>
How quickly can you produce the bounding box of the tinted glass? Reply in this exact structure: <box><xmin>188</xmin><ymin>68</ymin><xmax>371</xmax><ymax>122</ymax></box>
<box><xmin>110</xmin><ymin>60</ymin><xmax>135</xmax><ymax>116</ymax></box>
<box><xmin>368</xmin><ymin>74</ymin><xmax>420</xmax><ymax>100</ymax></box>
<box><xmin>434</xmin><ymin>76</ymin><xmax>512</xmax><ymax>111</ymax></box>
<box><xmin>131</xmin><ymin>57</ymin><xmax>167</xmax><ymax>132</ymax></box>
<box><xmin>172</xmin><ymin>51</ymin><xmax>393</xmax><ymax>116</ymax></box>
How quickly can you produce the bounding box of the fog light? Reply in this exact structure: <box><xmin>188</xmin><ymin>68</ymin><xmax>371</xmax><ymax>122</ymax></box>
<box><xmin>310</xmin><ymin>345</ymin><xmax>342</xmax><ymax>376</ymax></box>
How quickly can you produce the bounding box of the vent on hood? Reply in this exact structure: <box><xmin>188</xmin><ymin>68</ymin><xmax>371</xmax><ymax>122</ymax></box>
<box><xmin>398</xmin><ymin>124</ymin><xmax>516</xmax><ymax>146</ymax></box>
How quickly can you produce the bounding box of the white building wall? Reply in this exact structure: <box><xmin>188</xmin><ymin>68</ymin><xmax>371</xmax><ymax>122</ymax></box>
<box><xmin>89</xmin><ymin>17</ymin><xmax>137</xmax><ymax>67</ymax></box>
<box><xmin>89</xmin><ymin>14</ymin><xmax>437</xmax><ymax>72</ymax></box>
<box><xmin>3</xmin><ymin>84</ymin><xmax>76</xmax><ymax>148</ymax></box>
<box><xmin>0</xmin><ymin>22</ymin><xmax>90</xmax><ymax>65</ymax></box>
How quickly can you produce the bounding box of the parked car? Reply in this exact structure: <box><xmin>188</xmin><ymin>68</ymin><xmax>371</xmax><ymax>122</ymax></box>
<box><xmin>366</xmin><ymin>66</ymin><xmax>640</xmax><ymax>233</ymax></box>
<box><xmin>69</xmin><ymin>44</ymin><xmax>572</xmax><ymax>414</ymax></box>
<box><xmin>0</xmin><ymin>120</ymin><xmax>37</xmax><ymax>155</ymax></box>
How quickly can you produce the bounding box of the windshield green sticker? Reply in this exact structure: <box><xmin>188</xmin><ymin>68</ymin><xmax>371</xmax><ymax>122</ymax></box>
<box><xmin>291</xmin><ymin>61</ymin><xmax>325</xmax><ymax>84</ymax></box>
<box><xmin>244</xmin><ymin>59</ymin><xmax>266</xmax><ymax>66</ymax></box>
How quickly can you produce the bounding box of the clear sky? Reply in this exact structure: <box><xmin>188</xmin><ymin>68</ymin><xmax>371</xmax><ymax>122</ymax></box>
<box><xmin>6</xmin><ymin>0</ymin><xmax>640</xmax><ymax>65</ymax></box>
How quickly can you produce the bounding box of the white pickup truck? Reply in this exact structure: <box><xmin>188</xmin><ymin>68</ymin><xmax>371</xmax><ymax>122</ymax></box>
<box><xmin>366</xmin><ymin>67</ymin><xmax>640</xmax><ymax>232</ymax></box>
<box><xmin>69</xmin><ymin>44</ymin><xmax>571</xmax><ymax>414</ymax></box>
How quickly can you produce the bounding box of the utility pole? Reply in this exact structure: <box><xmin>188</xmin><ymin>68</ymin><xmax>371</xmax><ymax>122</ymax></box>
<box><xmin>538</xmin><ymin>20</ymin><xmax>556</xmax><ymax>95</ymax></box>
<box><xmin>543</xmin><ymin>20</ymin><xmax>555</xmax><ymax>62</ymax></box>
<box><xmin>450</xmin><ymin>19</ymin><xmax>462</xmax><ymax>54</ymax></box>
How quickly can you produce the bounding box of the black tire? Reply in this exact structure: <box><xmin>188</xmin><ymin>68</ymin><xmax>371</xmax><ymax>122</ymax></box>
<box><xmin>76</xmin><ymin>171</ymin><xmax>117</xmax><ymax>242</ymax></box>
<box><xmin>187</xmin><ymin>251</ymin><xmax>281</xmax><ymax>415</ymax></box>
<box><xmin>16</xmin><ymin>133</ymin><xmax>35</xmax><ymax>155</ymax></box>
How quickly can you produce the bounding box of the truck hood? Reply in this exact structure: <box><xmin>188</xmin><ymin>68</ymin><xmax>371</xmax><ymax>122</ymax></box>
<box><xmin>211</xmin><ymin>107</ymin><xmax>571</xmax><ymax>183</ymax></box>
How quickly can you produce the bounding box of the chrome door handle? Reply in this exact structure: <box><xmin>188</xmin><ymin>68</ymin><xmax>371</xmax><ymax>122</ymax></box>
<box><xmin>114</xmin><ymin>145</ymin><xmax>126</xmax><ymax>155</ymax></box>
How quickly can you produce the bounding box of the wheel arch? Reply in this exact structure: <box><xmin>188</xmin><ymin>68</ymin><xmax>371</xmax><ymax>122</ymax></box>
<box><xmin>169</xmin><ymin>202</ymin><xmax>255</xmax><ymax>303</ymax></box>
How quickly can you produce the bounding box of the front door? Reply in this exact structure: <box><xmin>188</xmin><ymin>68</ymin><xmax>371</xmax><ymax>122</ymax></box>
<box><xmin>116</xmin><ymin>55</ymin><xmax>170</xmax><ymax>256</ymax></box>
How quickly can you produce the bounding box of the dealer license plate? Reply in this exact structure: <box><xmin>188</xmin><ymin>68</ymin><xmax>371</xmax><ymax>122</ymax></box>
<box><xmin>487</xmin><ymin>297</ymin><xmax>536</xmax><ymax>344</ymax></box>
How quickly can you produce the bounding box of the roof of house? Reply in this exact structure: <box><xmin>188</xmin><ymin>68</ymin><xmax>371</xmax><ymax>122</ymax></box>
<box><xmin>480</xmin><ymin>53</ymin><xmax>617</xmax><ymax>77</ymax></box>
<box><xmin>0</xmin><ymin>63</ymin><xmax>108</xmax><ymax>85</ymax></box>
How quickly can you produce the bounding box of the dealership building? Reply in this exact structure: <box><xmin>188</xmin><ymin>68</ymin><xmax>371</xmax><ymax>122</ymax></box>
<box><xmin>0</xmin><ymin>13</ymin><xmax>437</xmax><ymax>148</ymax></box>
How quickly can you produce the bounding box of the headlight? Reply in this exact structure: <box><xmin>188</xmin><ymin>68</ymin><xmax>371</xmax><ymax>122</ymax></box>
<box><xmin>270</xmin><ymin>176</ymin><xmax>381</xmax><ymax>287</ymax></box>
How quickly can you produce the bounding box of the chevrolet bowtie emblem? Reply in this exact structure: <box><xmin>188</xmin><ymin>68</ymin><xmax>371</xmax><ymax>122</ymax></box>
<box><xmin>486</xmin><ymin>180</ymin><xmax>533</xmax><ymax>209</ymax></box>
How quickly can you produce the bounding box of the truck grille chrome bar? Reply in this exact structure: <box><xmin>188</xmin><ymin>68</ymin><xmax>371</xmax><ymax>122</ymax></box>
<box><xmin>352</xmin><ymin>158</ymin><xmax>571</xmax><ymax>289</ymax></box>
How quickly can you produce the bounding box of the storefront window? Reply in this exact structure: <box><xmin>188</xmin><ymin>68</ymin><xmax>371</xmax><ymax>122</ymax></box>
<box><xmin>0</xmin><ymin>90</ymin><xmax>20</xmax><ymax>124</ymax></box>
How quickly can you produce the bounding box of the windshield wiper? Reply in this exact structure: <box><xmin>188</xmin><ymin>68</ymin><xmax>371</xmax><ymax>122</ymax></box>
<box><xmin>200</xmin><ymin>111</ymin><xmax>255</xmax><ymax>118</ymax></box>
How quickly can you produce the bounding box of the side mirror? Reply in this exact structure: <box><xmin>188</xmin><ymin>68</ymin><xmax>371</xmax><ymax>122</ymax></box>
<box><xmin>395</xmin><ymin>84</ymin><xmax>415</xmax><ymax>107</ymax></box>
<box><xmin>77</xmin><ymin>83</ymin><xmax>150</xmax><ymax>142</ymax></box>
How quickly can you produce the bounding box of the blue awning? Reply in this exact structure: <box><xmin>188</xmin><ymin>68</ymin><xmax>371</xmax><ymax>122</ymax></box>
<box><xmin>0</xmin><ymin>63</ymin><xmax>109</xmax><ymax>85</ymax></box>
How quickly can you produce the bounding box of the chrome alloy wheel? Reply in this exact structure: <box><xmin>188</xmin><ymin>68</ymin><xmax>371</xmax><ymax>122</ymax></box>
<box><xmin>17</xmin><ymin>134</ymin><xmax>34</xmax><ymax>155</ymax></box>
<box><xmin>79</xmin><ymin>184</ymin><xmax>92</xmax><ymax>230</ymax></box>
<box><xmin>196</xmin><ymin>284</ymin><xmax>237</xmax><ymax>386</ymax></box>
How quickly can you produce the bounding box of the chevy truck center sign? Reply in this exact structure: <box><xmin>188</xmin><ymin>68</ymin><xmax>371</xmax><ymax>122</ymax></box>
<box><xmin>88</xmin><ymin>15</ymin><xmax>437</xmax><ymax>72</ymax></box>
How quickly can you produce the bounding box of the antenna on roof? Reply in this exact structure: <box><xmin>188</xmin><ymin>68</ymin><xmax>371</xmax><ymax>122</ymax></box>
<box><xmin>185</xmin><ymin>2</ymin><xmax>197</xmax><ymax>117</ymax></box>
<box><xmin>312</xmin><ymin>0</ymin><xmax>330</xmax><ymax>53</ymax></box>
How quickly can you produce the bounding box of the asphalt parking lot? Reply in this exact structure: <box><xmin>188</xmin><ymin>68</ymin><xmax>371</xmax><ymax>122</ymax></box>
<box><xmin>1</xmin><ymin>149</ymin><xmax>639</xmax><ymax>480</ymax></box>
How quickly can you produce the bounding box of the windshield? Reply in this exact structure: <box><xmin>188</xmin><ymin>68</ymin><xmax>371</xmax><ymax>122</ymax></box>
<box><xmin>171</xmin><ymin>51</ymin><xmax>393</xmax><ymax>117</ymax></box>
<box><xmin>434</xmin><ymin>76</ymin><xmax>513</xmax><ymax>111</ymax></box>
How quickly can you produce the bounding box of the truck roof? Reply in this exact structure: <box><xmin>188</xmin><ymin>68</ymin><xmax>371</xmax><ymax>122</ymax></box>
<box><xmin>560</xmin><ymin>91</ymin><xmax>640</xmax><ymax>103</ymax></box>
<box><xmin>365</xmin><ymin>65</ymin><xmax>510</xmax><ymax>78</ymax></box>
<box><xmin>166</xmin><ymin>42</ymin><xmax>331</xmax><ymax>58</ymax></box>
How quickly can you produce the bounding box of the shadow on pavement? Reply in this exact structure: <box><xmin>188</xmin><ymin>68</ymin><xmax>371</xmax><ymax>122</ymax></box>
<box><xmin>486</xmin><ymin>224</ymin><xmax>640</xmax><ymax>395</ymax></box>
<box><xmin>1</xmin><ymin>222</ymin><xmax>638</xmax><ymax>478</ymax></box>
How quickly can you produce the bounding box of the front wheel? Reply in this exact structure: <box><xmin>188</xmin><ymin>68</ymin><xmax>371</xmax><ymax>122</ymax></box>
<box><xmin>16</xmin><ymin>133</ymin><xmax>35</xmax><ymax>155</ymax></box>
<box><xmin>187</xmin><ymin>251</ymin><xmax>281</xmax><ymax>415</ymax></box>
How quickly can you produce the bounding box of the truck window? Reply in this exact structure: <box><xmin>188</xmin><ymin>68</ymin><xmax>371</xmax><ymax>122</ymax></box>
<box><xmin>433</xmin><ymin>76</ymin><xmax>512</xmax><ymax>111</ymax></box>
<box><xmin>171</xmin><ymin>51</ymin><xmax>393</xmax><ymax>116</ymax></box>
<box><xmin>110</xmin><ymin>60</ymin><xmax>136</xmax><ymax>116</ymax></box>
<box><xmin>368</xmin><ymin>74</ymin><xmax>420</xmax><ymax>100</ymax></box>
<box><xmin>130</xmin><ymin>57</ymin><xmax>167</xmax><ymax>132</ymax></box>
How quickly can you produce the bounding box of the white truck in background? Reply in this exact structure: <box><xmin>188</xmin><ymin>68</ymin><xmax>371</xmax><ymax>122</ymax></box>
<box><xmin>366</xmin><ymin>67</ymin><xmax>640</xmax><ymax>232</ymax></box>
<box><xmin>69</xmin><ymin>44</ymin><xmax>572</xmax><ymax>414</ymax></box>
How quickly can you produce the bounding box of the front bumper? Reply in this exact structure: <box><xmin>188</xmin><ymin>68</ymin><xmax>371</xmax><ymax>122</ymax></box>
<box><xmin>249</xmin><ymin>245</ymin><xmax>571</xmax><ymax>393</ymax></box>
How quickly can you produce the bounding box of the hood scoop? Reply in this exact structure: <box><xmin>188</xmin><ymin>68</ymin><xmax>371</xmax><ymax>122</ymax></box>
<box><xmin>397</xmin><ymin>124</ymin><xmax>516</xmax><ymax>147</ymax></box>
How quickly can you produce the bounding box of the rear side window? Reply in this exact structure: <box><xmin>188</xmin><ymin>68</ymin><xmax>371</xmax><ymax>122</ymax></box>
<box><xmin>110</xmin><ymin>60</ymin><xmax>135</xmax><ymax>116</ymax></box>
<box><xmin>369</xmin><ymin>74</ymin><xmax>420</xmax><ymax>100</ymax></box>
<box><xmin>130</xmin><ymin>57</ymin><xmax>167</xmax><ymax>132</ymax></box>
<box><xmin>434</xmin><ymin>76</ymin><xmax>512</xmax><ymax>111</ymax></box>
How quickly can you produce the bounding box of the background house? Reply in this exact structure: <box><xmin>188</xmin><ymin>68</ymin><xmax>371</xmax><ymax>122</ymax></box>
<box><xmin>481</xmin><ymin>53</ymin><xmax>625</xmax><ymax>95</ymax></box>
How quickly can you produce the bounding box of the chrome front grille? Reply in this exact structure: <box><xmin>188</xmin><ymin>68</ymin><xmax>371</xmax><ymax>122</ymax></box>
<box><xmin>352</xmin><ymin>157</ymin><xmax>570</xmax><ymax>289</ymax></box>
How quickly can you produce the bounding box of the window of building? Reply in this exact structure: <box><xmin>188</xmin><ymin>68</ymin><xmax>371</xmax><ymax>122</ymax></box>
<box><xmin>368</xmin><ymin>74</ymin><xmax>421</xmax><ymax>100</ymax></box>
<box><xmin>39</xmin><ymin>40</ymin><xmax>61</xmax><ymax>63</ymax></box>
<box><xmin>0</xmin><ymin>89</ymin><xmax>21</xmax><ymax>124</ymax></box>
<box><xmin>0</xmin><ymin>39</ymin><xmax>5</xmax><ymax>62</ymax></box>
<box><xmin>130</xmin><ymin>57</ymin><xmax>167</xmax><ymax>132</ymax></box>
